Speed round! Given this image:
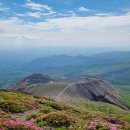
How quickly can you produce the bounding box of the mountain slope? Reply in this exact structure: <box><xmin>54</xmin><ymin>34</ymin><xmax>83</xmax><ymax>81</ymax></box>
<box><xmin>0</xmin><ymin>90</ymin><xmax>130</xmax><ymax>130</ymax></box>
<box><xmin>13</xmin><ymin>74</ymin><xmax>129</xmax><ymax>110</ymax></box>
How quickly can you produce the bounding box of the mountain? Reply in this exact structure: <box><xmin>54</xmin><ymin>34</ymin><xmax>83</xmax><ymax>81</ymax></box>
<box><xmin>22</xmin><ymin>51</ymin><xmax>130</xmax><ymax>85</ymax></box>
<box><xmin>14</xmin><ymin>74</ymin><xmax>54</xmax><ymax>91</ymax></box>
<box><xmin>13</xmin><ymin>74</ymin><xmax>129</xmax><ymax>110</ymax></box>
<box><xmin>23</xmin><ymin>51</ymin><xmax>130</xmax><ymax>68</ymax></box>
<box><xmin>0</xmin><ymin>90</ymin><xmax>130</xmax><ymax>130</ymax></box>
<box><xmin>1</xmin><ymin>51</ymin><xmax>130</xmax><ymax>88</ymax></box>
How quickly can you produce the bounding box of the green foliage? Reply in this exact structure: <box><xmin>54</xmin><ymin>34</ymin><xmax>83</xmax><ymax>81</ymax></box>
<box><xmin>75</xmin><ymin>98</ymin><xmax>130</xmax><ymax>123</ymax></box>
<box><xmin>38</xmin><ymin>121</ymin><xmax>47</xmax><ymax>127</ymax></box>
<box><xmin>56</xmin><ymin>127</ymin><xmax>67</xmax><ymax>130</ymax></box>
<box><xmin>116</xmin><ymin>85</ymin><xmax>130</xmax><ymax>108</ymax></box>
<box><xmin>39</xmin><ymin>101</ymin><xmax>64</xmax><ymax>111</ymax></box>
<box><xmin>0</xmin><ymin>91</ymin><xmax>40</xmax><ymax>113</ymax></box>
<box><xmin>0</xmin><ymin>90</ymin><xmax>130</xmax><ymax>130</ymax></box>
<box><xmin>4</xmin><ymin>125</ymin><xmax>26</xmax><ymax>130</ymax></box>
<box><xmin>0</xmin><ymin>95</ymin><xmax>4</xmax><ymax>100</ymax></box>
<box><xmin>39</xmin><ymin>106</ymin><xmax>53</xmax><ymax>114</ymax></box>
<box><xmin>42</xmin><ymin>112</ymin><xmax>76</xmax><ymax>127</ymax></box>
<box><xmin>0</xmin><ymin>101</ymin><xmax>31</xmax><ymax>113</ymax></box>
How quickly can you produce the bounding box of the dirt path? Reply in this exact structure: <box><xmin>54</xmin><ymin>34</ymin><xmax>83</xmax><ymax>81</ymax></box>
<box><xmin>10</xmin><ymin>110</ymin><xmax>40</xmax><ymax>122</ymax></box>
<box><xmin>54</xmin><ymin>83</ymin><xmax>73</xmax><ymax>100</ymax></box>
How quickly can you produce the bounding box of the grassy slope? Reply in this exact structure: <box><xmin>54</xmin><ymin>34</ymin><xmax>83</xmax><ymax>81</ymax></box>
<box><xmin>80</xmin><ymin>63</ymin><xmax>130</xmax><ymax>85</ymax></box>
<box><xmin>115</xmin><ymin>85</ymin><xmax>130</xmax><ymax>108</ymax></box>
<box><xmin>0</xmin><ymin>90</ymin><xmax>130</xmax><ymax>130</ymax></box>
<box><xmin>72</xmin><ymin>97</ymin><xmax>130</xmax><ymax>123</ymax></box>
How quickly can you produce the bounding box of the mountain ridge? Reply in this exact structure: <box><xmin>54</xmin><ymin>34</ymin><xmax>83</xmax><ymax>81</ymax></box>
<box><xmin>21</xmin><ymin>51</ymin><xmax>130</xmax><ymax>85</ymax></box>
<box><xmin>1</xmin><ymin>51</ymin><xmax>130</xmax><ymax>88</ymax></box>
<box><xmin>13</xmin><ymin>74</ymin><xmax>129</xmax><ymax>110</ymax></box>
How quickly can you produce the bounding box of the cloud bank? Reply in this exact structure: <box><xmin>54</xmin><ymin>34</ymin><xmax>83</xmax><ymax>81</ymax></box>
<box><xmin>0</xmin><ymin>0</ymin><xmax>130</xmax><ymax>50</ymax></box>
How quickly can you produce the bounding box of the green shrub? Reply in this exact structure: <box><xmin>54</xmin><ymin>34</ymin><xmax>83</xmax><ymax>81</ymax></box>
<box><xmin>42</xmin><ymin>112</ymin><xmax>76</xmax><ymax>127</ymax></box>
<box><xmin>56</xmin><ymin>127</ymin><xmax>67</xmax><ymax>130</ymax></box>
<box><xmin>4</xmin><ymin>125</ymin><xmax>26</xmax><ymax>130</ymax></box>
<box><xmin>40</xmin><ymin>106</ymin><xmax>53</xmax><ymax>114</ymax></box>
<box><xmin>40</xmin><ymin>101</ymin><xmax>64</xmax><ymax>111</ymax></box>
<box><xmin>38</xmin><ymin>121</ymin><xmax>47</xmax><ymax>127</ymax></box>
<box><xmin>0</xmin><ymin>101</ymin><xmax>32</xmax><ymax>113</ymax></box>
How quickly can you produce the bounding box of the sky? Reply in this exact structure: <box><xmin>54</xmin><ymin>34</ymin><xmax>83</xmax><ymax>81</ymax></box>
<box><xmin>0</xmin><ymin>0</ymin><xmax>130</xmax><ymax>50</ymax></box>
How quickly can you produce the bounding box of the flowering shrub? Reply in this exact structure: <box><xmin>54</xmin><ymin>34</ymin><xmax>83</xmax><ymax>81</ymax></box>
<box><xmin>3</xmin><ymin>120</ymin><xmax>42</xmax><ymax>130</ymax></box>
<box><xmin>0</xmin><ymin>101</ymin><xmax>32</xmax><ymax>113</ymax></box>
<box><xmin>110</xmin><ymin>125</ymin><xmax>116</xmax><ymax>130</ymax></box>
<box><xmin>83</xmin><ymin>122</ymin><xmax>117</xmax><ymax>130</ymax></box>
<box><xmin>42</xmin><ymin>112</ymin><xmax>76</xmax><ymax>127</ymax></box>
<box><xmin>84</xmin><ymin>123</ymin><xmax>97</xmax><ymax>130</ymax></box>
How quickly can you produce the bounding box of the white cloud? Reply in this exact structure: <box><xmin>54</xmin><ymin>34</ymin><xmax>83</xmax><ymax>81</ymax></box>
<box><xmin>25</xmin><ymin>0</ymin><xmax>47</xmax><ymax>11</ymax></box>
<box><xmin>17</xmin><ymin>11</ymin><xmax>57</xmax><ymax>18</ymax></box>
<box><xmin>25</xmin><ymin>12</ymin><xmax>43</xmax><ymax>18</ymax></box>
<box><xmin>67</xmin><ymin>11</ymin><xmax>78</xmax><ymax>17</ymax></box>
<box><xmin>0</xmin><ymin>12</ymin><xmax>130</xmax><ymax>49</ymax></box>
<box><xmin>24</xmin><ymin>0</ymin><xmax>55</xmax><ymax>13</ymax></box>
<box><xmin>19</xmin><ymin>0</ymin><xmax>56</xmax><ymax>18</ymax></box>
<box><xmin>94</xmin><ymin>13</ymin><xmax>113</xmax><ymax>16</ymax></box>
<box><xmin>77</xmin><ymin>6</ymin><xmax>90</xmax><ymax>12</ymax></box>
<box><xmin>0</xmin><ymin>3</ymin><xmax>9</xmax><ymax>12</ymax></box>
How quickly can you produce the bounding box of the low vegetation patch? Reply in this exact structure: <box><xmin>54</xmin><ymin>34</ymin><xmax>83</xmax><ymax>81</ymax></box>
<box><xmin>2</xmin><ymin>120</ymin><xmax>42</xmax><ymax>130</ymax></box>
<box><xmin>41</xmin><ymin>112</ymin><xmax>77</xmax><ymax>127</ymax></box>
<box><xmin>0</xmin><ymin>91</ymin><xmax>130</xmax><ymax>130</ymax></box>
<box><xmin>39</xmin><ymin>101</ymin><xmax>64</xmax><ymax>111</ymax></box>
<box><xmin>0</xmin><ymin>101</ymin><xmax>32</xmax><ymax>113</ymax></box>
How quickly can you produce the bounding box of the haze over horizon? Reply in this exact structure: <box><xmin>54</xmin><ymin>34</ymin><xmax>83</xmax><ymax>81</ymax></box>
<box><xmin>0</xmin><ymin>0</ymin><xmax>130</xmax><ymax>50</ymax></box>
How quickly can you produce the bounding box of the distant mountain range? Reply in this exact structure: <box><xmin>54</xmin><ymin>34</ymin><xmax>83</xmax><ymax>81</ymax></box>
<box><xmin>22</xmin><ymin>51</ymin><xmax>130</xmax><ymax>85</ymax></box>
<box><xmin>0</xmin><ymin>51</ymin><xmax>130</xmax><ymax>88</ymax></box>
<box><xmin>13</xmin><ymin>73</ymin><xmax>129</xmax><ymax>110</ymax></box>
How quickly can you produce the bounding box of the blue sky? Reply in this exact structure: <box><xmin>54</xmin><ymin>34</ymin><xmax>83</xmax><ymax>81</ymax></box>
<box><xmin>0</xmin><ymin>0</ymin><xmax>130</xmax><ymax>20</ymax></box>
<box><xmin>0</xmin><ymin>0</ymin><xmax>130</xmax><ymax>49</ymax></box>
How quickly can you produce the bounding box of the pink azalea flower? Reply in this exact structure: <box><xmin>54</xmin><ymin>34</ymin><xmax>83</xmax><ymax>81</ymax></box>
<box><xmin>3</xmin><ymin>120</ymin><xmax>42</xmax><ymax>130</ymax></box>
<box><xmin>111</xmin><ymin>125</ymin><xmax>116</xmax><ymax>130</ymax></box>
